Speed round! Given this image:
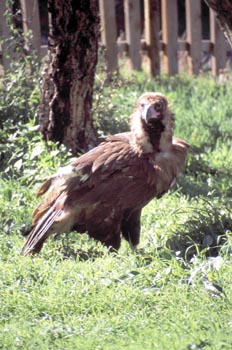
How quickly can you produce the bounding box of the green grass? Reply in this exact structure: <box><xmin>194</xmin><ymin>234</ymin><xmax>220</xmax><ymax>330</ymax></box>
<box><xmin>1</xmin><ymin>71</ymin><xmax>232</xmax><ymax>349</ymax></box>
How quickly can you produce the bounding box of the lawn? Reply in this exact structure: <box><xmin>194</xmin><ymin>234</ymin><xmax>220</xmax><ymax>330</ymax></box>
<box><xmin>1</xmin><ymin>66</ymin><xmax>232</xmax><ymax>349</ymax></box>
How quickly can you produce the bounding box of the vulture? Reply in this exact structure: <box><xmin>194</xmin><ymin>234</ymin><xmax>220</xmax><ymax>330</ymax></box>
<box><xmin>22</xmin><ymin>92</ymin><xmax>190</xmax><ymax>256</ymax></box>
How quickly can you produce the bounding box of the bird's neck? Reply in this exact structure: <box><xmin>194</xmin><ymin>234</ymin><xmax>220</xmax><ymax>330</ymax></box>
<box><xmin>130</xmin><ymin>110</ymin><xmax>173</xmax><ymax>154</ymax></box>
<box><xmin>142</xmin><ymin>119</ymin><xmax>165</xmax><ymax>152</ymax></box>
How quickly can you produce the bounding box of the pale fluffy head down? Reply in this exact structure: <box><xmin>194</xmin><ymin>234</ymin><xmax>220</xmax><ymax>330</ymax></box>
<box><xmin>130</xmin><ymin>92</ymin><xmax>174</xmax><ymax>153</ymax></box>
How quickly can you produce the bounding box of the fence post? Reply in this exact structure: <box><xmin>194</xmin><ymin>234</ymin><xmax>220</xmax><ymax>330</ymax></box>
<box><xmin>144</xmin><ymin>0</ymin><xmax>160</xmax><ymax>76</ymax></box>
<box><xmin>186</xmin><ymin>0</ymin><xmax>202</xmax><ymax>75</ymax></box>
<box><xmin>161</xmin><ymin>0</ymin><xmax>178</xmax><ymax>75</ymax></box>
<box><xmin>0</xmin><ymin>1</ymin><xmax>15</xmax><ymax>71</ymax></box>
<box><xmin>20</xmin><ymin>0</ymin><xmax>41</xmax><ymax>59</ymax></box>
<box><xmin>99</xmin><ymin>0</ymin><xmax>118</xmax><ymax>77</ymax></box>
<box><xmin>210</xmin><ymin>9</ymin><xmax>226</xmax><ymax>76</ymax></box>
<box><xmin>124</xmin><ymin>0</ymin><xmax>141</xmax><ymax>70</ymax></box>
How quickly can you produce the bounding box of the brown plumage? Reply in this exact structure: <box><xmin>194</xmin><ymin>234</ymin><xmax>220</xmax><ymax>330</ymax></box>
<box><xmin>22</xmin><ymin>92</ymin><xmax>190</xmax><ymax>256</ymax></box>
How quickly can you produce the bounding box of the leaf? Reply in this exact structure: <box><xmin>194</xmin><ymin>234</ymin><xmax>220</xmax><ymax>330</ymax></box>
<box><xmin>30</xmin><ymin>145</ymin><xmax>44</xmax><ymax>159</ymax></box>
<box><xmin>14</xmin><ymin>159</ymin><xmax>23</xmax><ymax>170</ymax></box>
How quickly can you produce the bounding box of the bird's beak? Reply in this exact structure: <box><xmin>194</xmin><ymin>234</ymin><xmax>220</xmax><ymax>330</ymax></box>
<box><xmin>142</xmin><ymin>104</ymin><xmax>161</xmax><ymax>123</ymax></box>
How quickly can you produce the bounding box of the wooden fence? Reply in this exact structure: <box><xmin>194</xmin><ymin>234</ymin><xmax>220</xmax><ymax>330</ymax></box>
<box><xmin>0</xmin><ymin>0</ymin><xmax>230</xmax><ymax>76</ymax></box>
<box><xmin>100</xmin><ymin>0</ymin><xmax>229</xmax><ymax>77</ymax></box>
<box><xmin>0</xmin><ymin>0</ymin><xmax>43</xmax><ymax>70</ymax></box>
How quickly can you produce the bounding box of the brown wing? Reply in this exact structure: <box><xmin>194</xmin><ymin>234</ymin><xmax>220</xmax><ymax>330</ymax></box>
<box><xmin>32</xmin><ymin>136</ymin><xmax>131</xmax><ymax>221</ymax></box>
<box><xmin>22</xmin><ymin>137</ymin><xmax>146</xmax><ymax>255</ymax></box>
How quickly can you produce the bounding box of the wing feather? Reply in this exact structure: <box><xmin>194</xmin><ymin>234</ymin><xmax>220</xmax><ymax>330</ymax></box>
<box><xmin>22</xmin><ymin>208</ymin><xmax>63</xmax><ymax>256</ymax></box>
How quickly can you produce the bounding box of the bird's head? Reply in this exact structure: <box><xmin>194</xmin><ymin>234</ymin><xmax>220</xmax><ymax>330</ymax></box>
<box><xmin>131</xmin><ymin>92</ymin><xmax>174</xmax><ymax>153</ymax></box>
<box><xmin>137</xmin><ymin>92</ymin><xmax>168</xmax><ymax>126</ymax></box>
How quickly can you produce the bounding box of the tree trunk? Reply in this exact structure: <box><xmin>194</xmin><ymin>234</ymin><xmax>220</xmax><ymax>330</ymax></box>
<box><xmin>204</xmin><ymin>0</ymin><xmax>232</xmax><ymax>47</ymax></box>
<box><xmin>39</xmin><ymin>0</ymin><xmax>99</xmax><ymax>154</ymax></box>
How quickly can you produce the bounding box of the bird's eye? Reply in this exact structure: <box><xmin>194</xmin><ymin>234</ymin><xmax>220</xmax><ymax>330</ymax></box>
<box><xmin>140</xmin><ymin>103</ymin><xmax>145</xmax><ymax>108</ymax></box>
<box><xmin>154</xmin><ymin>102</ymin><xmax>163</xmax><ymax>111</ymax></box>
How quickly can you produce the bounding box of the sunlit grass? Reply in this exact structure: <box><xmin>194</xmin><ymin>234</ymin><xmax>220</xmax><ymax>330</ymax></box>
<box><xmin>1</xmin><ymin>71</ymin><xmax>232</xmax><ymax>349</ymax></box>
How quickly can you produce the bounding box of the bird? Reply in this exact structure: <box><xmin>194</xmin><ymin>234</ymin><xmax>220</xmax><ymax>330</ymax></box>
<box><xmin>22</xmin><ymin>92</ymin><xmax>190</xmax><ymax>256</ymax></box>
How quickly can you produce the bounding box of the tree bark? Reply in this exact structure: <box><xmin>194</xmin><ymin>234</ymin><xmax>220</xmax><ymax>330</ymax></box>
<box><xmin>39</xmin><ymin>0</ymin><xmax>99</xmax><ymax>154</ymax></box>
<box><xmin>204</xmin><ymin>0</ymin><xmax>232</xmax><ymax>47</ymax></box>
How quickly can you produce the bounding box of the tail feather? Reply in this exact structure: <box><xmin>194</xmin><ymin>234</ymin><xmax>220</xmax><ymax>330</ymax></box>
<box><xmin>22</xmin><ymin>208</ymin><xmax>63</xmax><ymax>256</ymax></box>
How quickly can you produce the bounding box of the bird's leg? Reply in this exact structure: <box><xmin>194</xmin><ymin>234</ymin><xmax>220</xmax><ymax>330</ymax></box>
<box><xmin>121</xmin><ymin>208</ymin><xmax>142</xmax><ymax>247</ymax></box>
<box><xmin>103</xmin><ymin>233</ymin><xmax>121</xmax><ymax>251</ymax></box>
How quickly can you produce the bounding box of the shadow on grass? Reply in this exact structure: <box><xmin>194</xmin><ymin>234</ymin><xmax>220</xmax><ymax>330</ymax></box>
<box><xmin>167</xmin><ymin>211</ymin><xmax>232</xmax><ymax>261</ymax></box>
<box><xmin>53</xmin><ymin>232</ymin><xmax>111</xmax><ymax>261</ymax></box>
<box><xmin>177</xmin><ymin>151</ymin><xmax>232</xmax><ymax>199</ymax></box>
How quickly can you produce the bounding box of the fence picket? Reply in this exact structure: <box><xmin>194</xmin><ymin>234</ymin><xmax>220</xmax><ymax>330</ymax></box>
<box><xmin>161</xmin><ymin>0</ymin><xmax>178</xmax><ymax>75</ymax></box>
<box><xmin>20</xmin><ymin>0</ymin><xmax>41</xmax><ymax>58</ymax></box>
<box><xmin>186</xmin><ymin>0</ymin><xmax>202</xmax><ymax>75</ymax></box>
<box><xmin>99</xmin><ymin>0</ymin><xmax>118</xmax><ymax>76</ymax></box>
<box><xmin>0</xmin><ymin>1</ymin><xmax>14</xmax><ymax>71</ymax></box>
<box><xmin>210</xmin><ymin>9</ymin><xmax>227</xmax><ymax>76</ymax></box>
<box><xmin>124</xmin><ymin>0</ymin><xmax>141</xmax><ymax>70</ymax></box>
<box><xmin>144</xmin><ymin>0</ymin><xmax>160</xmax><ymax>76</ymax></box>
